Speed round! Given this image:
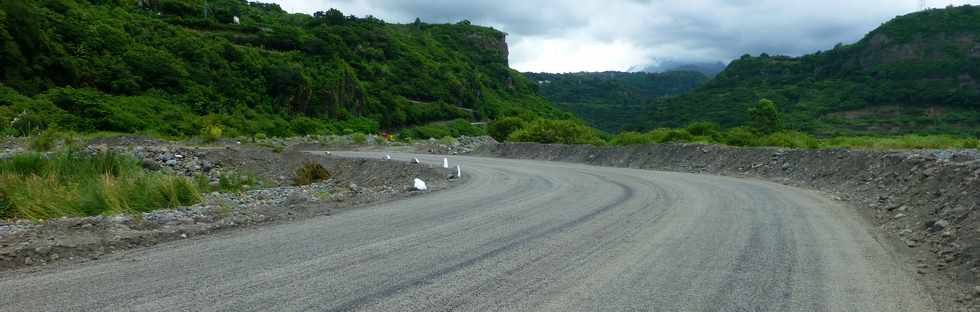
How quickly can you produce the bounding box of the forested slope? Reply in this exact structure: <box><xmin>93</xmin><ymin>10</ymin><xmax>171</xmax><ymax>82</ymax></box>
<box><xmin>646</xmin><ymin>5</ymin><xmax>980</xmax><ymax>136</ymax></box>
<box><xmin>0</xmin><ymin>0</ymin><xmax>559</xmax><ymax>137</ymax></box>
<box><xmin>524</xmin><ymin>71</ymin><xmax>707</xmax><ymax>132</ymax></box>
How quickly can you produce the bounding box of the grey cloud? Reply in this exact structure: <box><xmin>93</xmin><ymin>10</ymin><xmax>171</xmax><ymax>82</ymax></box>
<box><xmin>274</xmin><ymin>0</ymin><xmax>980</xmax><ymax>72</ymax></box>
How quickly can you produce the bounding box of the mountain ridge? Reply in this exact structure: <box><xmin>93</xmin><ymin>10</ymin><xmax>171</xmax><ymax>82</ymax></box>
<box><xmin>644</xmin><ymin>5</ymin><xmax>980</xmax><ymax>136</ymax></box>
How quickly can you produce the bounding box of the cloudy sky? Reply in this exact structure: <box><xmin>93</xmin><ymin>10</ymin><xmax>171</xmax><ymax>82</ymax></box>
<box><xmin>270</xmin><ymin>0</ymin><xmax>980</xmax><ymax>73</ymax></box>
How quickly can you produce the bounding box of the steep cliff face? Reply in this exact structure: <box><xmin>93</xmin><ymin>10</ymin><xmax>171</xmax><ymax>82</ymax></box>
<box><xmin>0</xmin><ymin>0</ymin><xmax>557</xmax><ymax>137</ymax></box>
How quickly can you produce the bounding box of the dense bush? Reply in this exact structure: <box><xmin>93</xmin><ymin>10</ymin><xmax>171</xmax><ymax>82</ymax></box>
<box><xmin>508</xmin><ymin>119</ymin><xmax>603</xmax><ymax>145</ymax></box>
<box><xmin>350</xmin><ymin>132</ymin><xmax>368</xmax><ymax>144</ymax></box>
<box><xmin>759</xmin><ymin>131</ymin><xmax>820</xmax><ymax>149</ymax></box>
<box><xmin>610</xmin><ymin>131</ymin><xmax>655</xmax><ymax>145</ymax></box>
<box><xmin>722</xmin><ymin>127</ymin><xmax>760</xmax><ymax>147</ymax></box>
<box><xmin>487</xmin><ymin>117</ymin><xmax>525</xmax><ymax>141</ymax></box>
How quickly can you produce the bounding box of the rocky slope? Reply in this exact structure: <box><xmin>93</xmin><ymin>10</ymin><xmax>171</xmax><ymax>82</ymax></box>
<box><xmin>476</xmin><ymin>143</ymin><xmax>980</xmax><ymax>311</ymax></box>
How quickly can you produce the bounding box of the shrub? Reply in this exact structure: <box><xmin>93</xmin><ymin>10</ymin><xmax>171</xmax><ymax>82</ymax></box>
<box><xmin>292</xmin><ymin>117</ymin><xmax>323</xmax><ymax>135</ymax></box>
<box><xmin>338</xmin><ymin>117</ymin><xmax>380</xmax><ymax>134</ymax></box>
<box><xmin>647</xmin><ymin>128</ymin><xmax>694</xmax><ymax>143</ymax></box>
<box><xmin>487</xmin><ymin>117</ymin><xmax>525</xmax><ymax>141</ymax></box>
<box><xmin>201</xmin><ymin>124</ymin><xmax>222</xmax><ymax>143</ymax></box>
<box><xmin>685</xmin><ymin>121</ymin><xmax>722</xmax><ymax>138</ymax></box>
<box><xmin>660</xmin><ymin>129</ymin><xmax>694</xmax><ymax>143</ymax></box>
<box><xmin>723</xmin><ymin>127</ymin><xmax>759</xmax><ymax>147</ymax></box>
<box><xmin>294</xmin><ymin>162</ymin><xmax>330</xmax><ymax>186</ymax></box>
<box><xmin>748</xmin><ymin>99</ymin><xmax>783</xmax><ymax>135</ymax></box>
<box><xmin>760</xmin><ymin>131</ymin><xmax>820</xmax><ymax>149</ymax></box>
<box><xmin>507</xmin><ymin>119</ymin><xmax>603</xmax><ymax>145</ymax></box>
<box><xmin>611</xmin><ymin>131</ymin><xmax>654</xmax><ymax>145</ymax></box>
<box><xmin>964</xmin><ymin>138</ymin><xmax>980</xmax><ymax>149</ymax></box>
<box><xmin>351</xmin><ymin>132</ymin><xmax>368</xmax><ymax>144</ymax></box>
<box><xmin>29</xmin><ymin>129</ymin><xmax>60</xmax><ymax>152</ymax></box>
<box><xmin>10</xmin><ymin>111</ymin><xmax>48</xmax><ymax>136</ymax></box>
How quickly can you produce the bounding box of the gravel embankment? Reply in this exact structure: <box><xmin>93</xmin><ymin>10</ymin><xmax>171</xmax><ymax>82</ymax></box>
<box><xmin>0</xmin><ymin>142</ymin><xmax>454</xmax><ymax>272</ymax></box>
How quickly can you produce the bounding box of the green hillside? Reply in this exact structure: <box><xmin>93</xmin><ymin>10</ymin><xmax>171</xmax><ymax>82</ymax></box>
<box><xmin>646</xmin><ymin>5</ymin><xmax>980</xmax><ymax>136</ymax></box>
<box><xmin>0</xmin><ymin>0</ymin><xmax>559</xmax><ymax>138</ymax></box>
<box><xmin>524</xmin><ymin>71</ymin><xmax>708</xmax><ymax>132</ymax></box>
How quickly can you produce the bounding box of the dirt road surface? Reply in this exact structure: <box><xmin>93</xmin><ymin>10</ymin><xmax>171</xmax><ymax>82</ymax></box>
<box><xmin>0</xmin><ymin>152</ymin><xmax>935</xmax><ymax>311</ymax></box>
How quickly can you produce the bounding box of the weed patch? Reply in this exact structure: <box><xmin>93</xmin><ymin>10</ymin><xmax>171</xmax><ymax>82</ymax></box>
<box><xmin>0</xmin><ymin>150</ymin><xmax>202</xmax><ymax>220</ymax></box>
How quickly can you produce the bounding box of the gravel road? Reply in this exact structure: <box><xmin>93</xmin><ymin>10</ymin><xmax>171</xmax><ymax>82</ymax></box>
<box><xmin>0</xmin><ymin>152</ymin><xmax>936</xmax><ymax>311</ymax></box>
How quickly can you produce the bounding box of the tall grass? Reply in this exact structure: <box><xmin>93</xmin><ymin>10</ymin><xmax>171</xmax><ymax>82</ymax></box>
<box><xmin>0</xmin><ymin>150</ymin><xmax>201</xmax><ymax>220</ymax></box>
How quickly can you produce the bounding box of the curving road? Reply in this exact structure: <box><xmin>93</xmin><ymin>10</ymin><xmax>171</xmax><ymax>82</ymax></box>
<box><xmin>0</xmin><ymin>152</ymin><xmax>935</xmax><ymax>311</ymax></box>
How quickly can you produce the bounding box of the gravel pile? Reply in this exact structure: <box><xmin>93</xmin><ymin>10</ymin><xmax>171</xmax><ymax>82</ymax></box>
<box><xmin>418</xmin><ymin>136</ymin><xmax>498</xmax><ymax>155</ymax></box>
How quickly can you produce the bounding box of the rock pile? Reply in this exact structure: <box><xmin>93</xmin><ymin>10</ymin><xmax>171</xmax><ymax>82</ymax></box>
<box><xmin>422</xmin><ymin>136</ymin><xmax>498</xmax><ymax>155</ymax></box>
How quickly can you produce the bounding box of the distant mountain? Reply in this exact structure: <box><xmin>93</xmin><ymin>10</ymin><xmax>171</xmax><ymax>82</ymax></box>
<box><xmin>641</xmin><ymin>61</ymin><xmax>727</xmax><ymax>77</ymax></box>
<box><xmin>644</xmin><ymin>5</ymin><xmax>980</xmax><ymax>136</ymax></box>
<box><xmin>525</xmin><ymin>71</ymin><xmax>708</xmax><ymax>132</ymax></box>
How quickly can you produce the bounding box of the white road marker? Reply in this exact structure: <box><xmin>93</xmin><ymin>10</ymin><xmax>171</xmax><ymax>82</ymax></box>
<box><xmin>413</xmin><ymin>178</ymin><xmax>428</xmax><ymax>191</ymax></box>
<box><xmin>443</xmin><ymin>158</ymin><xmax>449</xmax><ymax>168</ymax></box>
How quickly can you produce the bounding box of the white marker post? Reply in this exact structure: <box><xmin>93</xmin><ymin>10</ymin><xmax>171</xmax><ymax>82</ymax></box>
<box><xmin>443</xmin><ymin>158</ymin><xmax>449</xmax><ymax>169</ymax></box>
<box><xmin>413</xmin><ymin>178</ymin><xmax>428</xmax><ymax>191</ymax></box>
<box><xmin>456</xmin><ymin>165</ymin><xmax>462</xmax><ymax>178</ymax></box>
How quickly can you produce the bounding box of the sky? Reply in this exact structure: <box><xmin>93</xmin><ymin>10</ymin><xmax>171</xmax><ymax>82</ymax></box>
<box><xmin>269</xmin><ymin>0</ymin><xmax>980</xmax><ymax>73</ymax></box>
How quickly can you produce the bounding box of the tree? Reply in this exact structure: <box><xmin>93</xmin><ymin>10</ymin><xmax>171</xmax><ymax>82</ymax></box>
<box><xmin>487</xmin><ymin>116</ymin><xmax>524</xmax><ymax>141</ymax></box>
<box><xmin>748</xmin><ymin>99</ymin><xmax>782</xmax><ymax>134</ymax></box>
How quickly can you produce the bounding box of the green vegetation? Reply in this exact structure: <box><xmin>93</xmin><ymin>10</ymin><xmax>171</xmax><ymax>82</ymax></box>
<box><xmin>645</xmin><ymin>5</ymin><xmax>980</xmax><ymax>137</ymax></box>
<box><xmin>399</xmin><ymin>119</ymin><xmax>485</xmax><ymax>140</ymax></box>
<box><xmin>0</xmin><ymin>0</ymin><xmax>559</xmax><ymax>139</ymax></box>
<box><xmin>28</xmin><ymin>128</ymin><xmax>61</xmax><ymax>151</ymax></box>
<box><xmin>293</xmin><ymin>162</ymin><xmax>330</xmax><ymax>186</ymax></box>
<box><xmin>608</xmin><ymin>126</ymin><xmax>978</xmax><ymax>150</ymax></box>
<box><xmin>748</xmin><ymin>99</ymin><xmax>783</xmax><ymax>135</ymax></box>
<box><xmin>350</xmin><ymin>132</ymin><xmax>368</xmax><ymax>144</ymax></box>
<box><xmin>0</xmin><ymin>150</ymin><xmax>201</xmax><ymax>219</ymax></box>
<box><xmin>214</xmin><ymin>170</ymin><xmax>261</xmax><ymax>192</ymax></box>
<box><xmin>524</xmin><ymin>71</ymin><xmax>707</xmax><ymax>132</ymax></box>
<box><xmin>496</xmin><ymin>99</ymin><xmax>979</xmax><ymax>150</ymax></box>
<box><xmin>600</xmin><ymin>99</ymin><xmax>978</xmax><ymax>149</ymax></box>
<box><xmin>507</xmin><ymin>119</ymin><xmax>604</xmax><ymax>145</ymax></box>
<box><xmin>487</xmin><ymin>117</ymin><xmax>525</xmax><ymax>141</ymax></box>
